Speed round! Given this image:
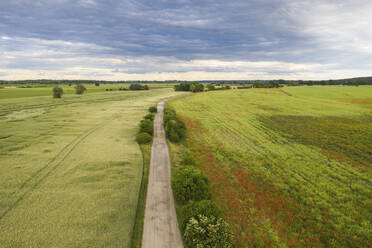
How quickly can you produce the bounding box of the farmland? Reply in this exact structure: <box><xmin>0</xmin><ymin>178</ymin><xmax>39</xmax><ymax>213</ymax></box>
<box><xmin>0</xmin><ymin>88</ymin><xmax>182</xmax><ymax>247</ymax></box>
<box><xmin>0</xmin><ymin>83</ymin><xmax>175</xmax><ymax>99</ymax></box>
<box><xmin>168</xmin><ymin>86</ymin><xmax>372</xmax><ymax>247</ymax></box>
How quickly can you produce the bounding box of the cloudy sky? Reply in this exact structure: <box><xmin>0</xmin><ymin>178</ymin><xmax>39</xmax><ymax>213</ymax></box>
<box><xmin>1</xmin><ymin>0</ymin><xmax>372</xmax><ymax>80</ymax></box>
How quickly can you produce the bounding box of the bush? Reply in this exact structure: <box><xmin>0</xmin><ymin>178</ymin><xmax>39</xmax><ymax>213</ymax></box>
<box><xmin>172</xmin><ymin>167</ymin><xmax>211</xmax><ymax>204</ymax></box>
<box><xmin>190</xmin><ymin>82</ymin><xmax>204</xmax><ymax>92</ymax></box>
<box><xmin>75</xmin><ymin>84</ymin><xmax>86</xmax><ymax>94</ymax></box>
<box><xmin>207</xmin><ymin>84</ymin><xmax>215</xmax><ymax>91</ymax></box>
<box><xmin>174</xmin><ymin>83</ymin><xmax>191</xmax><ymax>91</ymax></box>
<box><xmin>180</xmin><ymin>150</ymin><xmax>196</xmax><ymax>166</ymax></box>
<box><xmin>136</xmin><ymin>132</ymin><xmax>152</xmax><ymax>144</ymax></box>
<box><xmin>164</xmin><ymin>108</ymin><xmax>186</xmax><ymax>143</ymax></box>
<box><xmin>144</xmin><ymin>113</ymin><xmax>155</xmax><ymax>121</ymax></box>
<box><xmin>184</xmin><ymin>215</ymin><xmax>233</xmax><ymax>248</ymax></box>
<box><xmin>148</xmin><ymin>106</ymin><xmax>157</xmax><ymax>113</ymax></box>
<box><xmin>52</xmin><ymin>86</ymin><xmax>63</xmax><ymax>98</ymax></box>
<box><xmin>95</xmin><ymin>82</ymin><xmax>100</xmax><ymax>86</ymax></box>
<box><xmin>139</xmin><ymin>119</ymin><xmax>153</xmax><ymax>135</ymax></box>
<box><xmin>129</xmin><ymin>84</ymin><xmax>149</xmax><ymax>90</ymax></box>
<box><xmin>180</xmin><ymin>200</ymin><xmax>222</xmax><ymax>231</ymax></box>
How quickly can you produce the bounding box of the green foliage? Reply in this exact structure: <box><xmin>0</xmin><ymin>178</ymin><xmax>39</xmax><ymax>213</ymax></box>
<box><xmin>75</xmin><ymin>84</ymin><xmax>87</xmax><ymax>94</ymax></box>
<box><xmin>139</xmin><ymin>119</ymin><xmax>153</xmax><ymax>135</ymax></box>
<box><xmin>207</xmin><ymin>84</ymin><xmax>215</xmax><ymax>91</ymax></box>
<box><xmin>164</xmin><ymin>108</ymin><xmax>186</xmax><ymax>143</ymax></box>
<box><xmin>174</xmin><ymin>82</ymin><xmax>204</xmax><ymax>92</ymax></box>
<box><xmin>129</xmin><ymin>84</ymin><xmax>149</xmax><ymax>90</ymax></box>
<box><xmin>180</xmin><ymin>200</ymin><xmax>222</xmax><ymax>231</ymax></box>
<box><xmin>95</xmin><ymin>82</ymin><xmax>100</xmax><ymax>86</ymax></box>
<box><xmin>136</xmin><ymin>132</ymin><xmax>152</xmax><ymax>144</ymax></box>
<box><xmin>252</xmin><ymin>80</ymin><xmax>280</xmax><ymax>88</ymax></box>
<box><xmin>144</xmin><ymin>113</ymin><xmax>155</xmax><ymax>121</ymax></box>
<box><xmin>174</xmin><ymin>83</ymin><xmax>191</xmax><ymax>91</ymax></box>
<box><xmin>148</xmin><ymin>106</ymin><xmax>157</xmax><ymax>113</ymax></box>
<box><xmin>184</xmin><ymin>215</ymin><xmax>233</xmax><ymax>248</ymax></box>
<box><xmin>172</xmin><ymin>167</ymin><xmax>211</xmax><ymax>204</ymax></box>
<box><xmin>190</xmin><ymin>82</ymin><xmax>204</xmax><ymax>92</ymax></box>
<box><xmin>180</xmin><ymin>150</ymin><xmax>196</xmax><ymax>166</ymax></box>
<box><xmin>52</xmin><ymin>86</ymin><xmax>63</xmax><ymax>98</ymax></box>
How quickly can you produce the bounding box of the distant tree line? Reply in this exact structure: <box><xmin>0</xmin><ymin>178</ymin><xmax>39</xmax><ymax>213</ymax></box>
<box><xmin>174</xmin><ymin>82</ymin><xmax>204</xmax><ymax>92</ymax></box>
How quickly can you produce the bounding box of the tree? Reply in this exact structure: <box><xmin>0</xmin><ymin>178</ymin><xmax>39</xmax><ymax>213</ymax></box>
<box><xmin>207</xmin><ymin>84</ymin><xmax>215</xmax><ymax>91</ymax></box>
<box><xmin>184</xmin><ymin>215</ymin><xmax>233</xmax><ymax>248</ymax></box>
<box><xmin>129</xmin><ymin>84</ymin><xmax>148</xmax><ymax>90</ymax></box>
<box><xmin>75</xmin><ymin>84</ymin><xmax>86</xmax><ymax>94</ymax></box>
<box><xmin>136</xmin><ymin>133</ymin><xmax>152</xmax><ymax>144</ymax></box>
<box><xmin>148</xmin><ymin>106</ymin><xmax>157</xmax><ymax>113</ymax></box>
<box><xmin>190</xmin><ymin>82</ymin><xmax>204</xmax><ymax>92</ymax></box>
<box><xmin>180</xmin><ymin>200</ymin><xmax>222</xmax><ymax>231</ymax></box>
<box><xmin>95</xmin><ymin>82</ymin><xmax>100</xmax><ymax>86</ymax></box>
<box><xmin>174</xmin><ymin>83</ymin><xmax>191</xmax><ymax>91</ymax></box>
<box><xmin>53</xmin><ymin>86</ymin><xmax>63</xmax><ymax>98</ymax></box>
<box><xmin>172</xmin><ymin>167</ymin><xmax>211</xmax><ymax>204</ymax></box>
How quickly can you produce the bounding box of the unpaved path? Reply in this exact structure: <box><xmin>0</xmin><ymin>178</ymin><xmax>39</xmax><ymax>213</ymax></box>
<box><xmin>141</xmin><ymin>100</ymin><xmax>183</xmax><ymax>248</ymax></box>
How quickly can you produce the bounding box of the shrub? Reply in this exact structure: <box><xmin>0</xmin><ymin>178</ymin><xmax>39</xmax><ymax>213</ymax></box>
<box><xmin>164</xmin><ymin>108</ymin><xmax>186</xmax><ymax>143</ymax></box>
<box><xmin>184</xmin><ymin>215</ymin><xmax>233</xmax><ymax>248</ymax></box>
<box><xmin>174</xmin><ymin>83</ymin><xmax>191</xmax><ymax>91</ymax></box>
<box><xmin>95</xmin><ymin>82</ymin><xmax>100</xmax><ymax>86</ymax></box>
<box><xmin>139</xmin><ymin>119</ymin><xmax>153</xmax><ymax>135</ymax></box>
<box><xmin>75</xmin><ymin>84</ymin><xmax>86</xmax><ymax>94</ymax></box>
<box><xmin>172</xmin><ymin>167</ymin><xmax>211</xmax><ymax>204</ymax></box>
<box><xmin>148</xmin><ymin>106</ymin><xmax>157</xmax><ymax>113</ymax></box>
<box><xmin>180</xmin><ymin>150</ymin><xmax>196</xmax><ymax>166</ymax></box>
<box><xmin>180</xmin><ymin>200</ymin><xmax>222</xmax><ymax>231</ymax></box>
<box><xmin>52</xmin><ymin>86</ymin><xmax>63</xmax><ymax>98</ymax></box>
<box><xmin>207</xmin><ymin>84</ymin><xmax>215</xmax><ymax>91</ymax></box>
<box><xmin>136</xmin><ymin>132</ymin><xmax>152</xmax><ymax>144</ymax></box>
<box><xmin>129</xmin><ymin>84</ymin><xmax>149</xmax><ymax>90</ymax></box>
<box><xmin>144</xmin><ymin>113</ymin><xmax>155</xmax><ymax>121</ymax></box>
<box><xmin>190</xmin><ymin>82</ymin><xmax>204</xmax><ymax>92</ymax></box>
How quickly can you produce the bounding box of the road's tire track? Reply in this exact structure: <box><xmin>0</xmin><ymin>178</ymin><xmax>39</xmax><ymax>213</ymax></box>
<box><xmin>0</xmin><ymin>118</ymin><xmax>112</xmax><ymax>222</ymax></box>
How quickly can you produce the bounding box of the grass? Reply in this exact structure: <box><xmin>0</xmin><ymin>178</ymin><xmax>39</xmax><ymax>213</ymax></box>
<box><xmin>0</xmin><ymin>88</ymin><xmax>183</xmax><ymax>247</ymax></box>
<box><xmin>131</xmin><ymin>144</ymin><xmax>151</xmax><ymax>248</ymax></box>
<box><xmin>168</xmin><ymin>86</ymin><xmax>372</xmax><ymax>248</ymax></box>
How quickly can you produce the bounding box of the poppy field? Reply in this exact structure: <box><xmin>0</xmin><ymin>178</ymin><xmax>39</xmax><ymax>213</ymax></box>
<box><xmin>168</xmin><ymin>86</ymin><xmax>372</xmax><ymax>247</ymax></box>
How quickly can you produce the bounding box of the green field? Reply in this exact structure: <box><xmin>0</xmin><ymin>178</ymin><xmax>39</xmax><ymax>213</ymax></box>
<box><xmin>0</xmin><ymin>88</ymin><xmax>182</xmax><ymax>247</ymax></box>
<box><xmin>0</xmin><ymin>84</ymin><xmax>175</xmax><ymax>99</ymax></box>
<box><xmin>168</xmin><ymin>86</ymin><xmax>372</xmax><ymax>247</ymax></box>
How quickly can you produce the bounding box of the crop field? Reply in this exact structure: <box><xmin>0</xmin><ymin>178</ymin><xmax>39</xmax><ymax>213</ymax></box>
<box><xmin>168</xmin><ymin>86</ymin><xmax>372</xmax><ymax>248</ymax></box>
<box><xmin>0</xmin><ymin>88</ymin><xmax>182</xmax><ymax>247</ymax></box>
<box><xmin>0</xmin><ymin>83</ymin><xmax>175</xmax><ymax>99</ymax></box>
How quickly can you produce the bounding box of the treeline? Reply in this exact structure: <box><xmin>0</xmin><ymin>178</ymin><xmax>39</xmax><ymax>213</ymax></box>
<box><xmin>0</xmin><ymin>80</ymin><xmax>179</xmax><ymax>85</ymax></box>
<box><xmin>174</xmin><ymin>82</ymin><xmax>204</xmax><ymax>92</ymax></box>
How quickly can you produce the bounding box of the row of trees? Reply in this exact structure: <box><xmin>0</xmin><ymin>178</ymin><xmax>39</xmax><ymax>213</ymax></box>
<box><xmin>164</xmin><ymin>108</ymin><xmax>233</xmax><ymax>247</ymax></box>
<box><xmin>136</xmin><ymin>106</ymin><xmax>157</xmax><ymax>144</ymax></box>
<box><xmin>174</xmin><ymin>82</ymin><xmax>204</xmax><ymax>92</ymax></box>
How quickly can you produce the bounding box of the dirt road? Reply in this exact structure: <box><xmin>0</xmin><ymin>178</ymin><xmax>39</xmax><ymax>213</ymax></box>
<box><xmin>141</xmin><ymin>100</ymin><xmax>183</xmax><ymax>248</ymax></box>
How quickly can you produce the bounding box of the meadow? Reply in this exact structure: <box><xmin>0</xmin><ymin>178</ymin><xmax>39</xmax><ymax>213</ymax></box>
<box><xmin>0</xmin><ymin>88</ymin><xmax>182</xmax><ymax>247</ymax></box>
<box><xmin>168</xmin><ymin>86</ymin><xmax>372</xmax><ymax>248</ymax></box>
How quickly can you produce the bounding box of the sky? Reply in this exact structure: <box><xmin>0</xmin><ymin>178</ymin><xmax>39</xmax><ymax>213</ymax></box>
<box><xmin>1</xmin><ymin>0</ymin><xmax>372</xmax><ymax>81</ymax></box>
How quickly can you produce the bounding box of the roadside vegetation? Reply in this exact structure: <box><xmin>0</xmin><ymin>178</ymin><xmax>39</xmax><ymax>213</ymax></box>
<box><xmin>131</xmin><ymin>106</ymin><xmax>158</xmax><ymax>248</ymax></box>
<box><xmin>168</xmin><ymin>86</ymin><xmax>372</xmax><ymax>247</ymax></box>
<box><xmin>165</xmin><ymin>107</ymin><xmax>233</xmax><ymax>248</ymax></box>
